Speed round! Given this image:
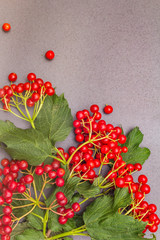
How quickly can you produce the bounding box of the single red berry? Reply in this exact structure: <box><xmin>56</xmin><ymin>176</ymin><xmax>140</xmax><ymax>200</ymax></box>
<box><xmin>72</xmin><ymin>202</ymin><xmax>80</xmax><ymax>212</ymax></box>
<box><xmin>2</xmin><ymin>23</ymin><xmax>11</xmax><ymax>32</ymax></box>
<box><xmin>17</xmin><ymin>184</ymin><xmax>26</xmax><ymax>193</ymax></box>
<box><xmin>45</xmin><ymin>87</ymin><xmax>55</xmax><ymax>96</ymax></box>
<box><xmin>148</xmin><ymin>204</ymin><xmax>157</xmax><ymax>213</ymax></box>
<box><xmin>90</xmin><ymin>104</ymin><xmax>99</xmax><ymax>113</ymax></box>
<box><xmin>2</xmin><ymin>189</ymin><xmax>13</xmax><ymax>199</ymax></box>
<box><xmin>56</xmin><ymin>178</ymin><xmax>65</xmax><ymax>187</ymax></box>
<box><xmin>140</xmin><ymin>184</ymin><xmax>150</xmax><ymax>194</ymax></box>
<box><xmin>31</xmin><ymin>93</ymin><xmax>40</xmax><ymax>102</ymax></box>
<box><xmin>122</xmin><ymin>146</ymin><xmax>128</xmax><ymax>153</ymax></box>
<box><xmin>35</xmin><ymin>166</ymin><xmax>44</xmax><ymax>175</ymax></box>
<box><xmin>18</xmin><ymin>160</ymin><xmax>28</xmax><ymax>170</ymax></box>
<box><xmin>8</xmin><ymin>73</ymin><xmax>17</xmax><ymax>82</ymax></box>
<box><xmin>126</xmin><ymin>164</ymin><xmax>134</xmax><ymax>172</ymax></box>
<box><xmin>44</xmin><ymin>164</ymin><xmax>53</xmax><ymax>173</ymax></box>
<box><xmin>58</xmin><ymin>197</ymin><xmax>68</xmax><ymax>206</ymax></box>
<box><xmin>5</xmin><ymin>198</ymin><xmax>12</xmax><ymax>204</ymax></box>
<box><xmin>4</xmin><ymin>225</ymin><xmax>12</xmax><ymax>234</ymax></box>
<box><xmin>15</xmin><ymin>84</ymin><xmax>24</xmax><ymax>93</ymax></box>
<box><xmin>48</xmin><ymin>170</ymin><xmax>57</xmax><ymax>179</ymax></box>
<box><xmin>134</xmin><ymin>163</ymin><xmax>142</xmax><ymax>171</ymax></box>
<box><xmin>35</xmin><ymin>78</ymin><xmax>44</xmax><ymax>86</ymax></box>
<box><xmin>118</xmin><ymin>135</ymin><xmax>127</xmax><ymax>144</ymax></box>
<box><xmin>115</xmin><ymin>178</ymin><xmax>125</xmax><ymax>188</ymax></box>
<box><xmin>51</xmin><ymin>160</ymin><xmax>61</xmax><ymax>170</ymax></box>
<box><xmin>45</xmin><ymin>50</ymin><xmax>55</xmax><ymax>60</ymax></box>
<box><xmin>0</xmin><ymin>88</ymin><xmax>5</xmax><ymax>98</ymax></box>
<box><xmin>24</xmin><ymin>174</ymin><xmax>34</xmax><ymax>184</ymax></box>
<box><xmin>76</xmin><ymin>111</ymin><xmax>85</xmax><ymax>120</ymax></box>
<box><xmin>56</xmin><ymin>192</ymin><xmax>65</xmax><ymax>201</ymax></box>
<box><xmin>149</xmin><ymin>213</ymin><xmax>158</xmax><ymax>222</ymax></box>
<box><xmin>0</xmin><ymin>196</ymin><xmax>5</xmax><ymax>205</ymax></box>
<box><xmin>8</xmin><ymin>181</ymin><xmax>17</xmax><ymax>191</ymax></box>
<box><xmin>1</xmin><ymin>159</ymin><xmax>9</xmax><ymax>167</ymax></box>
<box><xmin>75</xmin><ymin>134</ymin><xmax>84</xmax><ymax>142</ymax></box>
<box><xmin>101</xmin><ymin>145</ymin><xmax>110</xmax><ymax>154</ymax></box>
<box><xmin>27</xmin><ymin>73</ymin><xmax>36</xmax><ymax>81</ymax></box>
<box><xmin>104</xmin><ymin>105</ymin><xmax>113</xmax><ymax>114</ymax></box>
<box><xmin>56</xmin><ymin>168</ymin><xmax>65</xmax><ymax>177</ymax></box>
<box><xmin>148</xmin><ymin>224</ymin><xmax>158</xmax><ymax>233</ymax></box>
<box><xmin>135</xmin><ymin>191</ymin><xmax>144</xmax><ymax>200</ymax></box>
<box><xmin>57</xmin><ymin>206</ymin><xmax>66</xmax><ymax>214</ymax></box>
<box><xmin>3</xmin><ymin>206</ymin><xmax>12</xmax><ymax>215</ymax></box>
<box><xmin>10</xmin><ymin>163</ymin><xmax>19</xmax><ymax>173</ymax></box>
<box><xmin>26</xmin><ymin>98</ymin><xmax>34</xmax><ymax>107</ymax></box>
<box><xmin>2</xmin><ymin>215</ymin><xmax>11</xmax><ymax>225</ymax></box>
<box><xmin>65</xmin><ymin>208</ymin><xmax>74</xmax><ymax>218</ymax></box>
<box><xmin>58</xmin><ymin>216</ymin><xmax>67</xmax><ymax>225</ymax></box>
<box><xmin>138</xmin><ymin>175</ymin><xmax>148</xmax><ymax>184</ymax></box>
<box><xmin>44</xmin><ymin>82</ymin><xmax>52</xmax><ymax>88</ymax></box>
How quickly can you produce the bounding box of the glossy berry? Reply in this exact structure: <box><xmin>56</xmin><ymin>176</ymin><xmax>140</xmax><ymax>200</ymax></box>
<box><xmin>2</xmin><ymin>215</ymin><xmax>11</xmax><ymax>225</ymax></box>
<box><xmin>58</xmin><ymin>216</ymin><xmax>67</xmax><ymax>225</ymax></box>
<box><xmin>45</xmin><ymin>87</ymin><xmax>55</xmax><ymax>96</ymax></box>
<box><xmin>48</xmin><ymin>170</ymin><xmax>57</xmax><ymax>179</ymax></box>
<box><xmin>3</xmin><ymin>206</ymin><xmax>12</xmax><ymax>215</ymax></box>
<box><xmin>24</xmin><ymin>175</ymin><xmax>34</xmax><ymax>184</ymax></box>
<box><xmin>27</xmin><ymin>73</ymin><xmax>36</xmax><ymax>81</ymax></box>
<box><xmin>1</xmin><ymin>159</ymin><xmax>9</xmax><ymax>167</ymax></box>
<box><xmin>104</xmin><ymin>105</ymin><xmax>113</xmax><ymax>114</ymax></box>
<box><xmin>65</xmin><ymin>208</ymin><xmax>74</xmax><ymax>218</ymax></box>
<box><xmin>8</xmin><ymin>73</ymin><xmax>17</xmax><ymax>82</ymax></box>
<box><xmin>140</xmin><ymin>184</ymin><xmax>150</xmax><ymax>194</ymax></box>
<box><xmin>115</xmin><ymin>178</ymin><xmax>125</xmax><ymax>188</ymax></box>
<box><xmin>138</xmin><ymin>175</ymin><xmax>148</xmax><ymax>184</ymax></box>
<box><xmin>56</xmin><ymin>192</ymin><xmax>65</xmax><ymax>201</ymax></box>
<box><xmin>57</xmin><ymin>168</ymin><xmax>65</xmax><ymax>177</ymax></box>
<box><xmin>18</xmin><ymin>160</ymin><xmax>28</xmax><ymax>170</ymax></box>
<box><xmin>72</xmin><ymin>202</ymin><xmax>80</xmax><ymax>212</ymax></box>
<box><xmin>2</xmin><ymin>23</ymin><xmax>11</xmax><ymax>32</ymax></box>
<box><xmin>35</xmin><ymin>166</ymin><xmax>44</xmax><ymax>175</ymax></box>
<box><xmin>134</xmin><ymin>163</ymin><xmax>142</xmax><ymax>171</ymax></box>
<box><xmin>56</xmin><ymin>178</ymin><xmax>65</xmax><ymax>187</ymax></box>
<box><xmin>90</xmin><ymin>104</ymin><xmax>99</xmax><ymax>113</ymax></box>
<box><xmin>51</xmin><ymin>160</ymin><xmax>60</xmax><ymax>170</ymax></box>
<box><xmin>45</xmin><ymin>50</ymin><xmax>55</xmax><ymax>60</ymax></box>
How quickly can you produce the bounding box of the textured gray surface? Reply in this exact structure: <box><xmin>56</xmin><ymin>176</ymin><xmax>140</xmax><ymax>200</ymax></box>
<box><xmin>0</xmin><ymin>0</ymin><xmax>160</xmax><ymax>239</ymax></box>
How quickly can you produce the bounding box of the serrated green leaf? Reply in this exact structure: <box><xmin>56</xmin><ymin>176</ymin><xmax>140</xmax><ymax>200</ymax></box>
<box><xmin>70</xmin><ymin>192</ymin><xmax>81</xmax><ymax>204</ymax></box>
<box><xmin>14</xmin><ymin>228</ymin><xmax>44</xmax><ymax>240</ymax></box>
<box><xmin>0</xmin><ymin>120</ymin><xmax>52</xmax><ymax>166</ymax></box>
<box><xmin>121</xmin><ymin>127</ymin><xmax>150</xmax><ymax>165</ymax></box>
<box><xmin>12</xmin><ymin>194</ymin><xmax>34</xmax><ymax>218</ymax></box>
<box><xmin>10</xmin><ymin>222</ymin><xmax>28</xmax><ymax>240</ymax></box>
<box><xmin>76</xmin><ymin>181</ymin><xmax>100</xmax><ymax>198</ymax></box>
<box><xmin>113</xmin><ymin>188</ymin><xmax>132</xmax><ymax>211</ymax></box>
<box><xmin>27</xmin><ymin>207</ymin><xmax>44</xmax><ymax>230</ymax></box>
<box><xmin>34</xmin><ymin>94</ymin><xmax>73</xmax><ymax>144</ymax></box>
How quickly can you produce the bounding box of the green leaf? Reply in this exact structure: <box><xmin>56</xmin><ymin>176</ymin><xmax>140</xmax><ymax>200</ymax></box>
<box><xmin>113</xmin><ymin>188</ymin><xmax>132</xmax><ymax>211</ymax></box>
<box><xmin>34</xmin><ymin>94</ymin><xmax>73</xmax><ymax>144</ymax></box>
<box><xmin>14</xmin><ymin>228</ymin><xmax>44</xmax><ymax>240</ymax></box>
<box><xmin>10</xmin><ymin>222</ymin><xmax>28</xmax><ymax>240</ymax></box>
<box><xmin>93</xmin><ymin>176</ymin><xmax>104</xmax><ymax>186</ymax></box>
<box><xmin>63</xmin><ymin>238</ymin><xmax>72</xmax><ymax>240</ymax></box>
<box><xmin>27</xmin><ymin>207</ymin><xmax>44</xmax><ymax>230</ymax></box>
<box><xmin>0</xmin><ymin>120</ymin><xmax>52</xmax><ymax>166</ymax></box>
<box><xmin>76</xmin><ymin>181</ymin><xmax>100</xmax><ymax>198</ymax></box>
<box><xmin>121</xmin><ymin>127</ymin><xmax>150</xmax><ymax>165</ymax></box>
<box><xmin>83</xmin><ymin>188</ymin><xmax>154</xmax><ymax>240</ymax></box>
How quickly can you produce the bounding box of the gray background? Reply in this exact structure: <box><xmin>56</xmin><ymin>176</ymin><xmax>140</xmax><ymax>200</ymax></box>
<box><xmin>0</xmin><ymin>0</ymin><xmax>160</xmax><ymax>239</ymax></box>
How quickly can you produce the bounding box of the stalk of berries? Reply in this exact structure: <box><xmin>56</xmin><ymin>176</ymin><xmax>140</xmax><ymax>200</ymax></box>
<box><xmin>0</xmin><ymin>73</ymin><xmax>55</xmax><ymax>128</ymax></box>
<box><xmin>53</xmin><ymin>104</ymin><xmax>159</xmax><ymax>235</ymax></box>
<box><xmin>0</xmin><ymin>158</ymin><xmax>80</xmax><ymax>240</ymax></box>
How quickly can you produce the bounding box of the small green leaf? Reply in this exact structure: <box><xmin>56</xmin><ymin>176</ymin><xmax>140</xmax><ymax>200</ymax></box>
<box><xmin>93</xmin><ymin>176</ymin><xmax>104</xmax><ymax>186</ymax></box>
<box><xmin>34</xmin><ymin>94</ymin><xmax>73</xmax><ymax>144</ymax></box>
<box><xmin>76</xmin><ymin>181</ymin><xmax>100</xmax><ymax>198</ymax></box>
<box><xmin>27</xmin><ymin>207</ymin><xmax>44</xmax><ymax>230</ymax></box>
<box><xmin>10</xmin><ymin>222</ymin><xmax>28</xmax><ymax>240</ymax></box>
<box><xmin>121</xmin><ymin>127</ymin><xmax>150</xmax><ymax>165</ymax></box>
<box><xmin>0</xmin><ymin>120</ymin><xmax>52</xmax><ymax>166</ymax></box>
<box><xmin>14</xmin><ymin>228</ymin><xmax>44</xmax><ymax>240</ymax></box>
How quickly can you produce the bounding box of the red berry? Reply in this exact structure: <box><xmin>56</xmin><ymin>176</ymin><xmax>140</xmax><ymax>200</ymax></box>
<box><xmin>1</xmin><ymin>235</ymin><xmax>11</xmax><ymax>240</ymax></box>
<box><xmin>148</xmin><ymin>224</ymin><xmax>158</xmax><ymax>233</ymax></box>
<box><xmin>31</xmin><ymin>82</ymin><xmax>39</xmax><ymax>91</ymax></box>
<box><xmin>118</xmin><ymin>135</ymin><xmax>127</xmax><ymax>144</ymax></box>
<box><xmin>65</xmin><ymin>208</ymin><xmax>74</xmax><ymax>218</ymax></box>
<box><xmin>2</xmin><ymin>23</ymin><xmax>11</xmax><ymax>32</ymax></box>
<box><xmin>148</xmin><ymin>204</ymin><xmax>157</xmax><ymax>213</ymax></box>
<box><xmin>3</xmin><ymin>206</ymin><xmax>12</xmax><ymax>215</ymax></box>
<box><xmin>48</xmin><ymin>170</ymin><xmax>57</xmax><ymax>179</ymax></box>
<box><xmin>44</xmin><ymin>164</ymin><xmax>52</xmax><ymax>173</ymax></box>
<box><xmin>75</xmin><ymin>134</ymin><xmax>84</xmax><ymax>142</ymax></box>
<box><xmin>2</xmin><ymin>189</ymin><xmax>12</xmax><ymax>199</ymax></box>
<box><xmin>8</xmin><ymin>73</ymin><xmax>17</xmax><ymax>82</ymax></box>
<box><xmin>35</xmin><ymin>166</ymin><xmax>44</xmax><ymax>175</ymax></box>
<box><xmin>57</xmin><ymin>207</ymin><xmax>65</xmax><ymax>214</ymax></box>
<box><xmin>26</xmin><ymin>98</ymin><xmax>34</xmax><ymax>107</ymax></box>
<box><xmin>1</xmin><ymin>159</ymin><xmax>9</xmax><ymax>167</ymax></box>
<box><xmin>27</xmin><ymin>73</ymin><xmax>36</xmax><ymax>81</ymax></box>
<box><xmin>56</xmin><ymin>178</ymin><xmax>64</xmax><ymax>187</ymax></box>
<box><xmin>135</xmin><ymin>192</ymin><xmax>144</xmax><ymax>200</ymax></box>
<box><xmin>138</xmin><ymin>175</ymin><xmax>148</xmax><ymax>184</ymax></box>
<box><xmin>45</xmin><ymin>87</ymin><xmax>55</xmax><ymax>96</ymax></box>
<box><xmin>24</xmin><ymin>175</ymin><xmax>34</xmax><ymax>184</ymax></box>
<box><xmin>149</xmin><ymin>214</ymin><xmax>158</xmax><ymax>222</ymax></box>
<box><xmin>56</xmin><ymin>192</ymin><xmax>65</xmax><ymax>201</ymax></box>
<box><xmin>134</xmin><ymin>163</ymin><xmax>142</xmax><ymax>171</ymax></box>
<box><xmin>10</xmin><ymin>164</ymin><xmax>19</xmax><ymax>173</ymax></box>
<box><xmin>4</xmin><ymin>225</ymin><xmax>12</xmax><ymax>234</ymax></box>
<box><xmin>58</xmin><ymin>216</ymin><xmax>67</xmax><ymax>225</ymax></box>
<box><xmin>56</xmin><ymin>168</ymin><xmax>65</xmax><ymax>177</ymax></box>
<box><xmin>17</xmin><ymin>184</ymin><xmax>26</xmax><ymax>193</ymax></box>
<box><xmin>45</xmin><ymin>50</ymin><xmax>55</xmax><ymax>60</ymax></box>
<box><xmin>115</xmin><ymin>178</ymin><xmax>125</xmax><ymax>188</ymax></box>
<box><xmin>101</xmin><ymin>145</ymin><xmax>110</xmax><ymax>154</ymax></box>
<box><xmin>104</xmin><ymin>105</ymin><xmax>113</xmax><ymax>114</ymax></box>
<box><xmin>44</xmin><ymin>82</ymin><xmax>52</xmax><ymax>88</ymax></box>
<box><xmin>51</xmin><ymin>160</ymin><xmax>61</xmax><ymax>170</ymax></box>
<box><xmin>2</xmin><ymin>215</ymin><xmax>11</xmax><ymax>225</ymax></box>
<box><xmin>0</xmin><ymin>196</ymin><xmax>5</xmax><ymax>205</ymax></box>
<box><xmin>18</xmin><ymin>160</ymin><xmax>28</xmax><ymax>170</ymax></box>
<box><xmin>8</xmin><ymin>181</ymin><xmax>17</xmax><ymax>191</ymax></box>
<box><xmin>76</xmin><ymin>111</ymin><xmax>85</xmax><ymax>120</ymax></box>
<box><xmin>72</xmin><ymin>203</ymin><xmax>80</xmax><ymax>212</ymax></box>
<box><xmin>0</xmin><ymin>89</ymin><xmax>5</xmax><ymax>98</ymax></box>
<box><xmin>31</xmin><ymin>93</ymin><xmax>40</xmax><ymax>102</ymax></box>
<box><xmin>90</xmin><ymin>104</ymin><xmax>99</xmax><ymax>113</ymax></box>
<box><xmin>122</xmin><ymin>146</ymin><xmax>128</xmax><ymax>153</ymax></box>
<box><xmin>58</xmin><ymin>197</ymin><xmax>68</xmax><ymax>206</ymax></box>
<box><xmin>140</xmin><ymin>184</ymin><xmax>150</xmax><ymax>194</ymax></box>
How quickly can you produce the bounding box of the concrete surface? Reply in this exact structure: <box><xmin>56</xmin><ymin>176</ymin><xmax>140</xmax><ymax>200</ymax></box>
<box><xmin>0</xmin><ymin>0</ymin><xmax>160</xmax><ymax>239</ymax></box>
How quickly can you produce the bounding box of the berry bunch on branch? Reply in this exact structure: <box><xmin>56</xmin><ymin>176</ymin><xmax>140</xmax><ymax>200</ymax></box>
<box><xmin>0</xmin><ymin>76</ymin><xmax>159</xmax><ymax>240</ymax></box>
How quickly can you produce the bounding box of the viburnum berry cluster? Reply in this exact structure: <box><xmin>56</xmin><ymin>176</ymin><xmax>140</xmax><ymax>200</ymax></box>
<box><xmin>0</xmin><ymin>157</ymin><xmax>80</xmax><ymax>240</ymax></box>
<box><xmin>0</xmin><ymin>72</ymin><xmax>55</xmax><ymax>128</ymax></box>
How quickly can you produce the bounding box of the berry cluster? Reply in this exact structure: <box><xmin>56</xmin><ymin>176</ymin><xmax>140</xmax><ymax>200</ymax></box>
<box><xmin>0</xmin><ymin>157</ymin><xmax>81</xmax><ymax>240</ymax></box>
<box><xmin>56</xmin><ymin>192</ymin><xmax>80</xmax><ymax>225</ymax></box>
<box><xmin>0</xmin><ymin>73</ymin><xmax>55</xmax><ymax>128</ymax></box>
<box><xmin>62</xmin><ymin>104</ymin><xmax>127</xmax><ymax>180</ymax></box>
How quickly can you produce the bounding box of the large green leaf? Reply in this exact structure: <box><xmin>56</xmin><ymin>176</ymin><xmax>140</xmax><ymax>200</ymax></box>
<box><xmin>121</xmin><ymin>127</ymin><xmax>150</xmax><ymax>165</ymax></box>
<box><xmin>14</xmin><ymin>228</ymin><xmax>44</xmax><ymax>240</ymax></box>
<box><xmin>10</xmin><ymin>222</ymin><xmax>29</xmax><ymax>240</ymax></box>
<box><xmin>0</xmin><ymin>120</ymin><xmax>52</xmax><ymax>166</ymax></box>
<box><xmin>83</xmin><ymin>188</ymin><xmax>154</xmax><ymax>240</ymax></box>
<box><xmin>76</xmin><ymin>181</ymin><xmax>101</xmax><ymax>198</ymax></box>
<box><xmin>34</xmin><ymin>94</ymin><xmax>73</xmax><ymax>144</ymax></box>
